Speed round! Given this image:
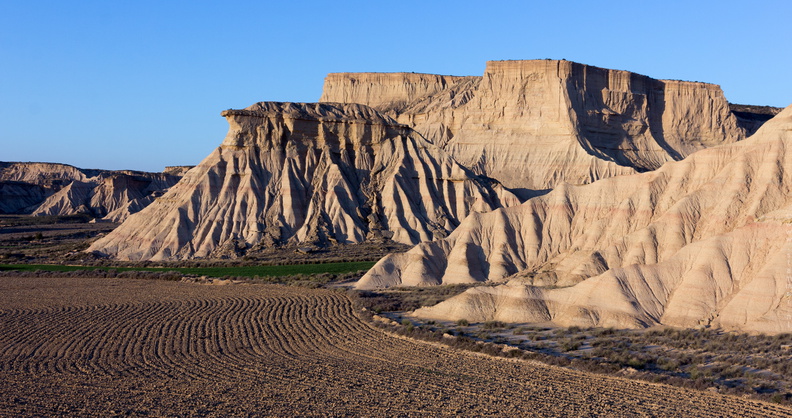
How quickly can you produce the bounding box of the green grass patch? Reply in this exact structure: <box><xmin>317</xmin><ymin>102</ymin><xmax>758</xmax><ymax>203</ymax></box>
<box><xmin>0</xmin><ymin>261</ymin><xmax>376</xmax><ymax>278</ymax></box>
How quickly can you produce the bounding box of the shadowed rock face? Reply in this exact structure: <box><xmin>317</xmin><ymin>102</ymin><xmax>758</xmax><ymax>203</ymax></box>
<box><xmin>87</xmin><ymin>102</ymin><xmax>519</xmax><ymax>261</ymax></box>
<box><xmin>358</xmin><ymin>105</ymin><xmax>792</xmax><ymax>334</ymax></box>
<box><xmin>321</xmin><ymin>60</ymin><xmax>756</xmax><ymax>193</ymax></box>
<box><xmin>0</xmin><ymin>162</ymin><xmax>182</xmax><ymax>222</ymax></box>
<box><xmin>729</xmin><ymin>103</ymin><xmax>784</xmax><ymax>136</ymax></box>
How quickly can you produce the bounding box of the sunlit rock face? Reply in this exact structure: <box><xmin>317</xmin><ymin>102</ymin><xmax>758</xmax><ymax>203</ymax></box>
<box><xmin>359</xmin><ymin>106</ymin><xmax>792</xmax><ymax>334</ymax></box>
<box><xmin>322</xmin><ymin>60</ymin><xmax>752</xmax><ymax>195</ymax></box>
<box><xmin>88</xmin><ymin>102</ymin><xmax>519</xmax><ymax>260</ymax></box>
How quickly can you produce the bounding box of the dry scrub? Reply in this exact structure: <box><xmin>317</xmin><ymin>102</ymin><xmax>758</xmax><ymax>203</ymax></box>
<box><xmin>355</xmin><ymin>287</ymin><xmax>792</xmax><ymax>405</ymax></box>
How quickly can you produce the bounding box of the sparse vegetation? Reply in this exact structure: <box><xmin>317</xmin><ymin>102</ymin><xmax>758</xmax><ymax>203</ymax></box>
<box><xmin>0</xmin><ymin>261</ymin><xmax>375</xmax><ymax>279</ymax></box>
<box><xmin>0</xmin><ymin>214</ymin><xmax>410</xmax><ymax>267</ymax></box>
<box><xmin>352</xmin><ymin>284</ymin><xmax>481</xmax><ymax>313</ymax></box>
<box><xmin>368</xmin><ymin>317</ymin><xmax>792</xmax><ymax>406</ymax></box>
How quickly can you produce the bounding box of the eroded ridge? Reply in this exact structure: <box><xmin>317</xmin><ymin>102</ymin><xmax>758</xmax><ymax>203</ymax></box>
<box><xmin>0</xmin><ymin>277</ymin><xmax>789</xmax><ymax>416</ymax></box>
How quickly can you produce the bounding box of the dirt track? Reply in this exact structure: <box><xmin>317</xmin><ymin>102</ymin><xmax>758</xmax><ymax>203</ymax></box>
<box><xmin>1</xmin><ymin>277</ymin><xmax>790</xmax><ymax>417</ymax></box>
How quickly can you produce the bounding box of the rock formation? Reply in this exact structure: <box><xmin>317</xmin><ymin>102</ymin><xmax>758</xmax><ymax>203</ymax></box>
<box><xmin>163</xmin><ymin>166</ymin><xmax>195</xmax><ymax>176</ymax></box>
<box><xmin>87</xmin><ymin>102</ymin><xmax>519</xmax><ymax>260</ymax></box>
<box><xmin>358</xmin><ymin>105</ymin><xmax>792</xmax><ymax>333</ymax></box>
<box><xmin>0</xmin><ymin>162</ymin><xmax>183</xmax><ymax>222</ymax></box>
<box><xmin>322</xmin><ymin>60</ymin><xmax>759</xmax><ymax>195</ymax></box>
<box><xmin>729</xmin><ymin>103</ymin><xmax>783</xmax><ymax>136</ymax></box>
<box><xmin>87</xmin><ymin>59</ymin><xmax>781</xmax><ymax>273</ymax></box>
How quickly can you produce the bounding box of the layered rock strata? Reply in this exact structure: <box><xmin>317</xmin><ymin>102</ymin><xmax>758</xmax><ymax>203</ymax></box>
<box><xmin>87</xmin><ymin>102</ymin><xmax>519</xmax><ymax>260</ymax></box>
<box><xmin>0</xmin><ymin>162</ymin><xmax>182</xmax><ymax>222</ymax></box>
<box><xmin>322</xmin><ymin>60</ymin><xmax>755</xmax><ymax>193</ymax></box>
<box><xmin>358</xmin><ymin>105</ymin><xmax>792</xmax><ymax>333</ymax></box>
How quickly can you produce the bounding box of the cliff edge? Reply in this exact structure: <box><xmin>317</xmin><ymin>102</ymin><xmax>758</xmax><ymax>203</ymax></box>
<box><xmin>322</xmin><ymin>60</ymin><xmax>755</xmax><ymax>193</ymax></box>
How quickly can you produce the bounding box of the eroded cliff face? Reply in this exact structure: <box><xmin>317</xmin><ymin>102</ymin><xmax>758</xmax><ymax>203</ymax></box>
<box><xmin>320</xmin><ymin>73</ymin><xmax>475</xmax><ymax>114</ymax></box>
<box><xmin>87</xmin><ymin>102</ymin><xmax>519</xmax><ymax>260</ymax></box>
<box><xmin>0</xmin><ymin>162</ymin><xmax>181</xmax><ymax>221</ymax></box>
<box><xmin>358</xmin><ymin>106</ymin><xmax>792</xmax><ymax>333</ymax></box>
<box><xmin>321</xmin><ymin>60</ymin><xmax>751</xmax><ymax>192</ymax></box>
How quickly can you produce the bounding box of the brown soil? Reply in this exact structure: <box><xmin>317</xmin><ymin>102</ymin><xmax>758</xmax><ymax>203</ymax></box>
<box><xmin>1</xmin><ymin>276</ymin><xmax>790</xmax><ymax>417</ymax></box>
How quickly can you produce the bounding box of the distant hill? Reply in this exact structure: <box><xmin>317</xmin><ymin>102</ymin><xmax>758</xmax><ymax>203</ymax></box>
<box><xmin>0</xmin><ymin>162</ymin><xmax>190</xmax><ymax>222</ymax></box>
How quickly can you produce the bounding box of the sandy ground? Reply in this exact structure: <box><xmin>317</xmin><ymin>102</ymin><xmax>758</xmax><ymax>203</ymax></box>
<box><xmin>1</xmin><ymin>276</ymin><xmax>790</xmax><ymax>417</ymax></box>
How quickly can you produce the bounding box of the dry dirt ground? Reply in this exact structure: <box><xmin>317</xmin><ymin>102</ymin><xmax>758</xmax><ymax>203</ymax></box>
<box><xmin>1</xmin><ymin>277</ymin><xmax>790</xmax><ymax>417</ymax></box>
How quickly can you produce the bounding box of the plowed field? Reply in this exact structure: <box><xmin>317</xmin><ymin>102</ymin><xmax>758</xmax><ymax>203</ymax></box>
<box><xmin>1</xmin><ymin>277</ymin><xmax>790</xmax><ymax>417</ymax></box>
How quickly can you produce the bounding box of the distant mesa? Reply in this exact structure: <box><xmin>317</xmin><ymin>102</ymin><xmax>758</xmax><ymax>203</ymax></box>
<box><xmin>0</xmin><ymin>162</ymin><xmax>183</xmax><ymax>222</ymax></box>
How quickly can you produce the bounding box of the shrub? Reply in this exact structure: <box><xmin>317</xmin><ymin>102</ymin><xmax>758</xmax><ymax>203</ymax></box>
<box><xmin>482</xmin><ymin>320</ymin><xmax>505</xmax><ymax>330</ymax></box>
<box><xmin>561</xmin><ymin>340</ymin><xmax>580</xmax><ymax>352</ymax></box>
<box><xmin>626</xmin><ymin>356</ymin><xmax>646</xmax><ymax>369</ymax></box>
<box><xmin>456</xmin><ymin>319</ymin><xmax>469</xmax><ymax>326</ymax></box>
<box><xmin>657</xmin><ymin>358</ymin><xmax>680</xmax><ymax>372</ymax></box>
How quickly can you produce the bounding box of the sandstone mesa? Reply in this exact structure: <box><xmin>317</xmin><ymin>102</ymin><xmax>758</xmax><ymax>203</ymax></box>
<box><xmin>77</xmin><ymin>59</ymin><xmax>791</xmax><ymax>334</ymax></box>
<box><xmin>88</xmin><ymin>59</ymin><xmax>776</xmax><ymax>261</ymax></box>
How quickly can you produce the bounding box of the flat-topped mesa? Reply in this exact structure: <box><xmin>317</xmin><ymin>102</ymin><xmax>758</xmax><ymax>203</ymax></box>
<box><xmin>320</xmin><ymin>73</ymin><xmax>477</xmax><ymax>114</ymax></box>
<box><xmin>453</xmin><ymin>59</ymin><xmax>743</xmax><ymax>172</ymax></box>
<box><xmin>321</xmin><ymin>59</ymin><xmax>752</xmax><ymax>192</ymax></box>
<box><xmin>87</xmin><ymin>101</ymin><xmax>520</xmax><ymax>260</ymax></box>
<box><xmin>219</xmin><ymin>102</ymin><xmax>411</xmax><ymax>150</ymax></box>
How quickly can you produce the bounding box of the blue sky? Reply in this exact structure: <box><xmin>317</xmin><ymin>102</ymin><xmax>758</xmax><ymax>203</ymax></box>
<box><xmin>1</xmin><ymin>0</ymin><xmax>790</xmax><ymax>172</ymax></box>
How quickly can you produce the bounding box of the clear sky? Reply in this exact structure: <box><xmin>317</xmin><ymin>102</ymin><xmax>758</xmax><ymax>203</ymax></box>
<box><xmin>2</xmin><ymin>0</ymin><xmax>790</xmax><ymax>172</ymax></box>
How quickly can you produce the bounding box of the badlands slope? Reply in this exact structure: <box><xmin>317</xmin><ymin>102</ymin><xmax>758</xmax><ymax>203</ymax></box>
<box><xmin>0</xmin><ymin>162</ymin><xmax>184</xmax><ymax>222</ymax></box>
<box><xmin>359</xmin><ymin>105</ymin><xmax>792</xmax><ymax>334</ymax></box>
<box><xmin>88</xmin><ymin>60</ymin><xmax>772</xmax><ymax>261</ymax></box>
<box><xmin>322</xmin><ymin>60</ymin><xmax>754</xmax><ymax>194</ymax></box>
<box><xmin>88</xmin><ymin>103</ymin><xmax>519</xmax><ymax>260</ymax></box>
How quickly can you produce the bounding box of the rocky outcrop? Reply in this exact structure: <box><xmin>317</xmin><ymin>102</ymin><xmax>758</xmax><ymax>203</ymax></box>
<box><xmin>0</xmin><ymin>162</ymin><xmax>182</xmax><ymax>221</ymax></box>
<box><xmin>163</xmin><ymin>166</ymin><xmax>195</xmax><ymax>176</ymax></box>
<box><xmin>358</xmin><ymin>105</ymin><xmax>792</xmax><ymax>334</ymax></box>
<box><xmin>729</xmin><ymin>104</ymin><xmax>784</xmax><ymax>136</ymax></box>
<box><xmin>320</xmin><ymin>72</ymin><xmax>476</xmax><ymax>114</ymax></box>
<box><xmin>322</xmin><ymin>60</ymin><xmax>754</xmax><ymax>193</ymax></box>
<box><xmin>87</xmin><ymin>102</ymin><xmax>520</xmax><ymax>260</ymax></box>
